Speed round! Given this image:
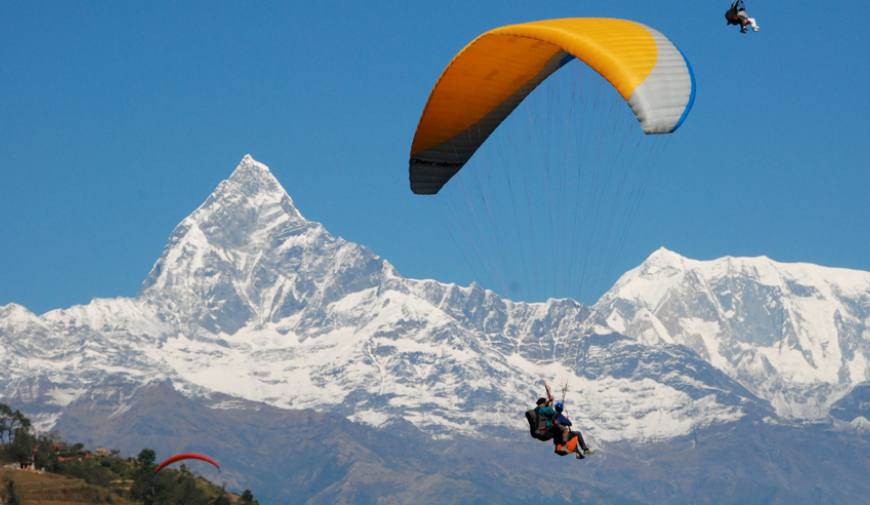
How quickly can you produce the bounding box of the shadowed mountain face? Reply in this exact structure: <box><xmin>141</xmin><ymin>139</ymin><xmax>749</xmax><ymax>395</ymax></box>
<box><xmin>829</xmin><ymin>381</ymin><xmax>870</xmax><ymax>422</ymax></box>
<box><xmin>53</xmin><ymin>382</ymin><xmax>870</xmax><ymax>505</ymax></box>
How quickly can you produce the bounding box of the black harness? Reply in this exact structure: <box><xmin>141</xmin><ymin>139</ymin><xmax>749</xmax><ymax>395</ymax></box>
<box><xmin>725</xmin><ymin>1</ymin><xmax>745</xmax><ymax>25</ymax></box>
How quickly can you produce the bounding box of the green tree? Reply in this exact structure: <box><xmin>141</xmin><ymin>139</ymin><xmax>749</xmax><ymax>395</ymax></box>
<box><xmin>7</xmin><ymin>428</ymin><xmax>35</xmax><ymax>467</ymax></box>
<box><xmin>130</xmin><ymin>448</ymin><xmax>158</xmax><ymax>504</ymax></box>
<box><xmin>211</xmin><ymin>489</ymin><xmax>232</xmax><ymax>505</ymax></box>
<box><xmin>168</xmin><ymin>472</ymin><xmax>209</xmax><ymax>505</ymax></box>
<box><xmin>0</xmin><ymin>404</ymin><xmax>30</xmax><ymax>445</ymax></box>
<box><xmin>241</xmin><ymin>489</ymin><xmax>259</xmax><ymax>504</ymax></box>
<box><xmin>137</xmin><ymin>448</ymin><xmax>157</xmax><ymax>467</ymax></box>
<box><xmin>3</xmin><ymin>478</ymin><xmax>21</xmax><ymax>505</ymax></box>
<box><xmin>34</xmin><ymin>434</ymin><xmax>60</xmax><ymax>471</ymax></box>
<box><xmin>0</xmin><ymin>403</ymin><xmax>12</xmax><ymax>444</ymax></box>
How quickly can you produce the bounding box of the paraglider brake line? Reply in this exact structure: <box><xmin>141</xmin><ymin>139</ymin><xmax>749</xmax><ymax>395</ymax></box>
<box><xmin>410</xmin><ymin>158</ymin><xmax>463</xmax><ymax>168</ymax></box>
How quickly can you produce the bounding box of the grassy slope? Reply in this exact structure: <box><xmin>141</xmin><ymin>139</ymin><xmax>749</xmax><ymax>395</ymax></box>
<box><xmin>0</xmin><ymin>468</ymin><xmax>136</xmax><ymax>505</ymax></box>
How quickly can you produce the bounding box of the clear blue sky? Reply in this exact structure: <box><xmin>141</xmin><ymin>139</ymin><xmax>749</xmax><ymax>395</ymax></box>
<box><xmin>2</xmin><ymin>1</ymin><xmax>869</xmax><ymax>313</ymax></box>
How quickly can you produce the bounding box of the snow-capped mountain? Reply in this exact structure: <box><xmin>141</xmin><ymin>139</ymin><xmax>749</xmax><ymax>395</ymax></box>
<box><xmin>591</xmin><ymin>247</ymin><xmax>870</xmax><ymax>419</ymax></box>
<box><xmin>1</xmin><ymin>155</ymin><xmax>865</xmax><ymax>443</ymax></box>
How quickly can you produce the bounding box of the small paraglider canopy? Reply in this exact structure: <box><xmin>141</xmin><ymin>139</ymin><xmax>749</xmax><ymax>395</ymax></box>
<box><xmin>154</xmin><ymin>452</ymin><xmax>221</xmax><ymax>473</ymax></box>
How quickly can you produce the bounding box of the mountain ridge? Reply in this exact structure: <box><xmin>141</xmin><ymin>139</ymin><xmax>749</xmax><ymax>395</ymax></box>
<box><xmin>1</xmin><ymin>155</ymin><xmax>867</xmax><ymax>443</ymax></box>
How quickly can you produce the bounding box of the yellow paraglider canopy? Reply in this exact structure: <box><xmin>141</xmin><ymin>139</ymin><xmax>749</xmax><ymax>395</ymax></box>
<box><xmin>409</xmin><ymin>18</ymin><xmax>695</xmax><ymax>194</ymax></box>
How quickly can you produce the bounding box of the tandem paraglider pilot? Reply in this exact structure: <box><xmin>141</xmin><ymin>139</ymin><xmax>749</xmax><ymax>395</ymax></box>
<box><xmin>725</xmin><ymin>0</ymin><xmax>760</xmax><ymax>33</ymax></box>
<box><xmin>525</xmin><ymin>382</ymin><xmax>594</xmax><ymax>460</ymax></box>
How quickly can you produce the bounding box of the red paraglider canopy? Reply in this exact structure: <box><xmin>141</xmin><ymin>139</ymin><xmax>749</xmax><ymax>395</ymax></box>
<box><xmin>154</xmin><ymin>452</ymin><xmax>221</xmax><ymax>473</ymax></box>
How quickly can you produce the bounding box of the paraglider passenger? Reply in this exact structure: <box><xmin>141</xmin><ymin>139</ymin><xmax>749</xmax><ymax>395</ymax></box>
<box><xmin>552</xmin><ymin>401</ymin><xmax>572</xmax><ymax>446</ymax></box>
<box><xmin>554</xmin><ymin>402</ymin><xmax>593</xmax><ymax>458</ymax></box>
<box><xmin>725</xmin><ymin>0</ymin><xmax>760</xmax><ymax>33</ymax></box>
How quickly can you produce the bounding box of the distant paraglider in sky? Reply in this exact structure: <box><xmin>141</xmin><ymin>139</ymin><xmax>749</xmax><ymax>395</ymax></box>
<box><xmin>725</xmin><ymin>1</ymin><xmax>761</xmax><ymax>34</ymax></box>
<box><xmin>154</xmin><ymin>452</ymin><xmax>221</xmax><ymax>474</ymax></box>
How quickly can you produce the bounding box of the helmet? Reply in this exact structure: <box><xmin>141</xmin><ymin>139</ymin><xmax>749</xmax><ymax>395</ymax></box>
<box><xmin>555</xmin><ymin>402</ymin><xmax>564</xmax><ymax>412</ymax></box>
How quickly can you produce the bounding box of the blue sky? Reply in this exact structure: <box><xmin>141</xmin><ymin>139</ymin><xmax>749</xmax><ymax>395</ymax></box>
<box><xmin>2</xmin><ymin>1</ymin><xmax>869</xmax><ymax>313</ymax></box>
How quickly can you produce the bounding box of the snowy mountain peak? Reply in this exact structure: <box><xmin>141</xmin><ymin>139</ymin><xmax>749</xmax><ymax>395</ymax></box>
<box><xmin>633</xmin><ymin>249</ymin><xmax>870</xmax><ymax>293</ymax></box>
<box><xmin>0</xmin><ymin>303</ymin><xmax>34</xmax><ymax>319</ymax></box>
<box><xmin>211</xmin><ymin>155</ymin><xmax>302</xmax><ymax>219</ymax></box>
<box><xmin>228</xmin><ymin>154</ymin><xmax>286</xmax><ymax>193</ymax></box>
<box><xmin>595</xmin><ymin>250</ymin><xmax>870</xmax><ymax>419</ymax></box>
<box><xmin>0</xmin><ymin>304</ymin><xmax>43</xmax><ymax>333</ymax></box>
<box><xmin>139</xmin><ymin>155</ymin><xmax>388</xmax><ymax>335</ymax></box>
<box><xmin>646</xmin><ymin>246</ymin><xmax>685</xmax><ymax>264</ymax></box>
<box><xmin>632</xmin><ymin>247</ymin><xmax>691</xmax><ymax>281</ymax></box>
<box><xmin>143</xmin><ymin>155</ymin><xmax>309</xmax><ymax>291</ymax></box>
